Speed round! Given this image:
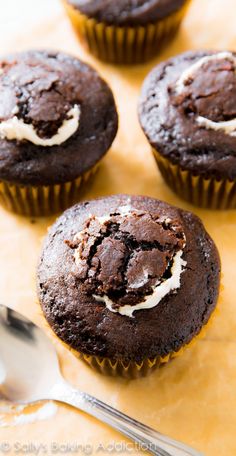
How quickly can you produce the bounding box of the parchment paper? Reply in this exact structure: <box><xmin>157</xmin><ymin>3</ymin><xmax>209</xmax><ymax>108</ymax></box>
<box><xmin>0</xmin><ymin>1</ymin><xmax>236</xmax><ymax>454</ymax></box>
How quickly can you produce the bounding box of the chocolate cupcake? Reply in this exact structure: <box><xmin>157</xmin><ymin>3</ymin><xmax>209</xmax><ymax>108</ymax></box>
<box><xmin>0</xmin><ymin>50</ymin><xmax>118</xmax><ymax>216</ymax></box>
<box><xmin>139</xmin><ymin>50</ymin><xmax>236</xmax><ymax>209</ymax></box>
<box><xmin>37</xmin><ymin>194</ymin><xmax>220</xmax><ymax>378</ymax></box>
<box><xmin>63</xmin><ymin>0</ymin><xmax>191</xmax><ymax>64</ymax></box>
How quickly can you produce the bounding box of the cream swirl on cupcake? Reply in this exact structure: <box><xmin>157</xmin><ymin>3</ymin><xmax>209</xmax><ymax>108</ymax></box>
<box><xmin>174</xmin><ymin>51</ymin><xmax>236</xmax><ymax>136</ymax></box>
<box><xmin>0</xmin><ymin>53</ymin><xmax>83</xmax><ymax>147</ymax></box>
<box><xmin>0</xmin><ymin>104</ymin><xmax>80</xmax><ymax>146</ymax></box>
<box><xmin>67</xmin><ymin>206</ymin><xmax>187</xmax><ymax>318</ymax></box>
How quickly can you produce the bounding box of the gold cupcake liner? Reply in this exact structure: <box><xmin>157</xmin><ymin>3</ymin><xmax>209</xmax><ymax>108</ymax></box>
<box><xmin>78</xmin><ymin>352</ymin><xmax>164</xmax><ymax>379</ymax></box>
<box><xmin>153</xmin><ymin>149</ymin><xmax>236</xmax><ymax>209</ymax></box>
<box><xmin>67</xmin><ymin>301</ymin><xmax>220</xmax><ymax>379</ymax></box>
<box><xmin>0</xmin><ymin>163</ymin><xmax>99</xmax><ymax>217</ymax></box>
<box><xmin>63</xmin><ymin>0</ymin><xmax>191</xmax><ymax>64</ymax></box>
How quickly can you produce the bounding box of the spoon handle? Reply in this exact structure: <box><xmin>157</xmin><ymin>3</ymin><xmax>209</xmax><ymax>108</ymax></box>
<box><xmin>49</xmin><ymin>379</ymin><xmax>203</xmax><ymax>456</ymax></box>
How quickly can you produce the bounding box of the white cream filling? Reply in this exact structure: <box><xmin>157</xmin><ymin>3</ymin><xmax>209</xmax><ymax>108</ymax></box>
<box><xmin>73</xmin><ymin>211</ymin><xmax>186</xmax><ymax>318</ymax></box>
<box><xmin>128</xmin><ymin>269</ymin><xmax>149</xmax><ymax>289</ymax></box>
<box><xmin>0</xmin><ymin>104</ymin><xmax>80</xmax><ymax>146</ymax></box>
<box><xmin>93</xmin><ymin>250</ymin><xmax>187</xmax><ymax>318</ymax></box>
<box><xmin>96</xmin><ymin>205</ymin><xmax>134</xmax><ymax>225</ymax></box>
<box><xmin>175</xmin><ymin>52</ymin><xmax>236</xmax><ymax>137</ymax></box>
<box><xmin>96</xmin><ymin>215</ymin><xmax>111</xmax><ymax>224</ymax></box>
<box><xmin>118</xmin><ymin>203</ymin><xmax>133</xmax><ymax>216</ymax></box>
<box><xmin>196</xmin><ymin>116</ymin><xmax>236</xmax><ymax>136</ymax></box>
<box><xmin>175</xmin><ymin>52</ymin><xmax>235</xmax><ymax>94</ymax></box>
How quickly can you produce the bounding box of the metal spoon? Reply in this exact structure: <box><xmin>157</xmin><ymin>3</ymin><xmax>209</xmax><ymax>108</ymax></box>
<box><xmin>0</xmin><ymin>304</ymin><xmax>203</xmax><ymax>456</ymax></box>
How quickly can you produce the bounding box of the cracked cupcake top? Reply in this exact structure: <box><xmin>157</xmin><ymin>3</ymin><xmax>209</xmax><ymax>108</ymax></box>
<box><xmin>66</xmin><ymin>207</ymin><xmax>186</xmax><ymax>317</ymax></box>
<box><xmin>0</xmin><ymin>53</ymin><xmax>80</xmax><ymax>143</ymax></box>
<box><xmin>0</xmin><ymin>50</ymin><xmax>118</xmax><ymax>186</ymax></box>
<box><xmin>38</xmin><ymin>195</ymin><xmax>220</xmax><ymax>361</ymax></box>
<box><xmin>68</xmin><ymin>0</ymin><xmax>188</xmax><ymax>26</ymax></box>
<box><xmin>139</xmin><ymin>50</ymin><xmax>236</xmax><ymax>180</ymax></box>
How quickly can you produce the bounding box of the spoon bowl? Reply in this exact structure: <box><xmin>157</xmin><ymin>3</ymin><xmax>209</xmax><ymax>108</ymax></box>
<box><xmin>0</xmin><ymin>304</ymin><xmax>59</xmax><ymax>402</ymax></box>
<box><xmin>0</xmin><ymin>304</ymin><xmax>203</xmax><ymax>456</ymax></box>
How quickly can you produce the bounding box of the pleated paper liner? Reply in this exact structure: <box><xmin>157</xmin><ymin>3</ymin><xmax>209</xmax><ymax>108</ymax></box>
<box><xmin>68</xmin><ymin>298</ymin><xmax>221</xmax><ymax>379</ymax></box>
<box><xmin>63</xmin><ymin>0</ymin><xmax>191</xmax><ymax>64</ymax></box>
<box><xmin>0</xmin><ymin>163</ymin><xmax>99</xmax><ymax>217</ymax></box>
<box><xmin>153</xmin><ymin>149</ymin><xmax>236</xmax><ymax>209</ymax></box>
<box><xmin>39</xmin><ymin>282</ymin><xmax>221</xmax><ymax>380</ymax></box>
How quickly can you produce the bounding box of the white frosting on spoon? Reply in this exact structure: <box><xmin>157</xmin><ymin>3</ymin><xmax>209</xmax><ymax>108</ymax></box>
<box><xmin>175</xmin><ymin>52</ymin><xmax>236</xmax><ymax>137</ymax></box>
<box><xmin>0</xmin><ymin>104</ymin><xmax>80</xmax><ymax>146</ymax></box>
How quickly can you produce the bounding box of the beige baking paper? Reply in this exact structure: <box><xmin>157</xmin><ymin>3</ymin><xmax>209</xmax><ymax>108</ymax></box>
<box><xmin>0</xmin><ymin>0</ymin><xmax>236</xmax><ymax>454</ymax></box>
